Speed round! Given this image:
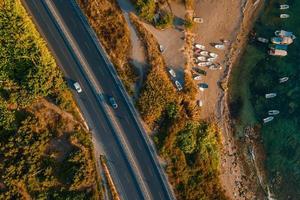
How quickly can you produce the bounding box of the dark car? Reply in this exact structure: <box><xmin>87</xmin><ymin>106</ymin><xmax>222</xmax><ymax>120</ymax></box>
<box><xmin>109</xmin><ymin>97</ymin><xmax>118</xmax><ymax>109</ymax></box>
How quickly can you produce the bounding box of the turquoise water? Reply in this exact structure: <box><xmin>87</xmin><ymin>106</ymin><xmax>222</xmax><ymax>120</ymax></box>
<box><xmin>229</xmin><ymin>0</ymin><xmax>300</xmax><ymax>199</ymax></box>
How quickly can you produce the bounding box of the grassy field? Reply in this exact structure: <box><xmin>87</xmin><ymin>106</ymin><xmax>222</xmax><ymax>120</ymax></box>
<box><xmin>0</xmin><ymin>0</ymin><xmax>101</xmax><ymax>199</ymax></box>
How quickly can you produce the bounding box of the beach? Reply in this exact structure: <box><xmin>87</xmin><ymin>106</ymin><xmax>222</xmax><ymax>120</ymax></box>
<box><xmin>192</xmin><ymin>0</ymin><xmax>267</xmax><ymax>199</ymax></box>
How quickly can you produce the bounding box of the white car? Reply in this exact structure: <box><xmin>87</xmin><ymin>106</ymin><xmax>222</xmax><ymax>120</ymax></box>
<box><xmin>175</xmin><ymin>80</ymin><xmax>183</xmax><ymax>91</ymax></box>
<box><xmin>73</xmin><ymin>82</ymin><xmax>82</xmax><ymax>93</ymax></box>
<box><xmin>159</xmin><ymin>45</ymin><xmax>165</xmax><ymax>53</ymax></box>
<box><xmin>168</xmin><ymin>68</ymin><xmax>176</xmax><ymax>78</ymax></box>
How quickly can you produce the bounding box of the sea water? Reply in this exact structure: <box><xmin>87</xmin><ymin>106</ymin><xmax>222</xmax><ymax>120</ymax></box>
<box><xmin>229</xmin><ymin>0</ymin><xmax>300</xmax><ymax>199</ymax></box>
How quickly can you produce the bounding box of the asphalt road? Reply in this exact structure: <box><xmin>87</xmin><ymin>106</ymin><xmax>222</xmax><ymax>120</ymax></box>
<box><xmin>22</xmin><ymin>0</ymin><xmax>174</xmax><ymax>200</ymax></box>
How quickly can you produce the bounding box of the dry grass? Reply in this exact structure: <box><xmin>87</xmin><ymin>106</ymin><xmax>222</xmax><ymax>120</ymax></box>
<box><xmin>129</xmin><ymin>13</ymin><xmax>179</xmax><ymax>126</ymax></box>
<box><xmin>77</xmin><ymin>0</ymin><xmax>137</xmax><ymax>93</ymax></box>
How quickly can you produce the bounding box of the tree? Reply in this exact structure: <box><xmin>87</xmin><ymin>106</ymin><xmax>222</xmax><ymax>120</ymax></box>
<box><xmin>136</xmin><ymin>0</ymin><xmax>156</xmax><ymax>22</ymax></box>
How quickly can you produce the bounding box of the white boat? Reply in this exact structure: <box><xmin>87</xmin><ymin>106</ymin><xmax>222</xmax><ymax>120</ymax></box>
<box><xmin>268</xmin><ymin>110</ymin><xmax>280</xmax><ymax>115</ymax></box>
<box><xmin>275</xmin><ymin>30</ymin><xmax>296</xmax><ymax>39</ymax></box>
<box><xmin>198</xmin><ymin>61</ymin><xmax>212</xmax><ymax>67</ymax></box>
<box><xmin>257</xmin><ymin>37</ymin><xmax>269</xmax><ymax>43</ymax></box>
<box><xmin>209</xmin><ymin>52</ymin><xmax>218</xmax><ymax>58</ymax></box>
<box><xmin>208</xmin><ymin>64</ymin><xmax>219</xmax><ymax>70</ymax></box>
<box><xmin>197</xmin><ymin>56</ymin><xmax>207</xmax><ymax>61</ymax></box>
<box><xmin>271</xmin><ymin>36</ymin><xmax>293</xmax><ymax>45</ymax></box>
<box><xmin>195</xmin><ymin>44</ymin><xmax>205</xmax><ymax>50</ymax></box>
<box><xmin>280</xmin><ymin>14</ymin><xmax>290</xmax><ymax>19</ymax></box>
<box><xmin>265</xmin><ymin>93</ymin><xmax>277</xmax><ymax>98</ymax></box>
<box><xmin>207</xmin><ymin>57</ymin><xmax>216</xmax><ymax>62</ymax></box>
<box><xmin>214</xmin><ymin>44</ymin><xmax>225</xmax><ymax>50</ymax></box>
<box><xmin>279</xmin><ymin>77</ymin><xmax>289</xmax><ymax>83</ymax></box>
<box><xmin>193</xmin><ymin>75</ymin><xmax>202</xmax><ymax>80</ymax></box>
<box><xmin>263</xmin><ymin>116</ymin><xmax>274</xmax><ymax>123</ymax></box>
<box><xmin>197</xmin><ymin>100</ymin><xmax>203</xmax><ymax>107</ymax></box>
<box><xmin>200</xmin><ymin>51</ymin><xmax>209</xmax><ymax>56</ymax></box>
<box><xmin>280</xmin><ymin>4</ymin><xmax>289</xmax><ymax>10</ymax></box>
<box><xmin>268</xmin><ymin>49</ymin><xmax>287</xmax><ymax>56</ymax></box>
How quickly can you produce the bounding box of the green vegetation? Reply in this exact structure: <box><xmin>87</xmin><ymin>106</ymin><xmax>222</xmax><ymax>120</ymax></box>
<box><xmin>160</xmin><ymin>119</ymin><xmax>227</xmax><ymax>200</ymax></box>
<box><xmin>129</xmin><ymin>13</ymin><xmax>178</xmax><ymax>126</ymax></box>
<box><xmin>133</xmin><ymin>0</ymin><xmax>173</xmax><ymax>29</ymax></box>
<box><xmin>135</xmin><ymin>0</ymin><xmax>156</xmax><ymax>22</ymax></box>
<box><xmin>130</xmin><ymin>13</ymin><xmax>227</xmax><ymax>199</ymax></box>
<box><xmin>0</xmin><ymin>0</ymin><xmax>100</xmax><ymax>198</ymax></box>
<box><xmin>77</xmin><ymin>0</ymin><xmax>137</xmax><ymax>94</ymax></box>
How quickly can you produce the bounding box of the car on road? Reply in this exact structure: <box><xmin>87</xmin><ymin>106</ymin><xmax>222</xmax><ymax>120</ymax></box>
<box><xmin>73</xmin><ymin>82</ymin><xmax>82</xmax><ymax>93</ymax></box>
<box><xmin>199</xmin><ymin>83</ymin><xmax>208</xmax><ymax>91</ymax></box>
<box><xmin>175</xmin><ymin>80</ymin><xmax>183</xmax><ymax>91</ymax></box>
<box><xmin>109</xmin><ymin>96</ymin><xmax>118</xmax><ymax>109</ymax></box>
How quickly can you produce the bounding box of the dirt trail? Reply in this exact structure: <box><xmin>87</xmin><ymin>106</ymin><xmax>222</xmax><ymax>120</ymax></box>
<box><xmin>115</xmin><ymin>0</ymin><xmax>147</xmax><ymax>98</ymax></box>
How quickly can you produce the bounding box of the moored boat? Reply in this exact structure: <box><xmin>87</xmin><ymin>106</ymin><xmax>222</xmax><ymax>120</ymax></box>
<box><xmin>280</xmin><ymin>14</ymin><xmax>290</xmax><ymax>19</ymax></box>
<box><xmin>265</xmin><ymin>93</ymin><xmax>277</xmax><ymax>98</ymax></box>
<box><xmin>207</xmin><ymin>57</ymin><xmax>216</xmax><ymax>62</ymax></box>
<box><xmin>197</xmin><ymin>56</ymin><xmax>207</xmax><ymax>61</ymax></box>
<box><xmin>200</xmin><ymin>51</ymin><xmax>209</xmax><ymax>56</ymax></box>
<box><xmin>271</xmin><ymin>36</ymin><xmax>293</xmax><ymax>45</ymax></box>
<box><xmin>209</xmin><ymin>52</ymin><xmax>218</xmax><ymax>58</ymax></box>
<box><xmin>268</xmin><ymin>110</ymin><xmax>280</xmax><ymax>115</ymax></box>
<box><xmin>279</xmin><ymin>77</ymin><xmax>289</xmax><ymax>83</ymax></box>
<box><xmin>198</xmin><ymin>61</ymin><xmax>212</xmax><ymax>67</ymax></box>
<box><xmin>193</xmin><ymin>75</ymin><xmax>202</xmax><ymax>80</ymax></box>
<box><xmin>195</xmin><ymin>43</ymin><xmax>205</xmax><ymax>50</ymax></box>
<box><xmin>268</xmin><ymin>49</ymin><xmax>287</xmax><ymax>56</ymax></box>
<box><xmin>280</xmin><ymin>4</ymin><xmax>289</xmax><ymax>10</ymax></box>
<box><xmin>263</xmin><ymin>116</ymin><xmax>274</xmax><ymax>123</ymax></box>
<box><xmin>214</xmin><ymin>44</ymin><xmax>225</xmax><ymax>50</ymax></box>
<box><xmin>208</xmin><ymin>65</ymin><xmax>220</xmax><ymax>70</ymax></box>
<box><xmin>257</xmin><ymin>37</ymin><xmax>269</xmax><ymax>43</ymax></box>
<box><xmin>275</xmin><ymin>30</ymin><xmax>296</xmax><ymax>39</ymax></box>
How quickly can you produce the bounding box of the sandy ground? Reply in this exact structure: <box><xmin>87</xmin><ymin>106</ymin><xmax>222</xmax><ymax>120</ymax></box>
<box><xmin>142</xmin><ymin>2</ymin><xmax>186</xmax><ymax>83</ymax></box>
<box><xmin>193</xmin><ymin>0</ymin><xmax>243</xmax><ymax>120</ymax></box>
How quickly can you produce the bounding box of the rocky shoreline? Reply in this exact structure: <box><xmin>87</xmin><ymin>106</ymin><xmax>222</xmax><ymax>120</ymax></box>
<box><xmin>216</xmin><ymin>0</ymin><xmax>269</xmax><ymax>199</ymax></box>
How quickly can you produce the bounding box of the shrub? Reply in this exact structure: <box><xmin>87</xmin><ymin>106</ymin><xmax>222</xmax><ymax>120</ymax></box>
<box><xmin>135</xmin><ymin>0</ymin><xmax>156</xmax><ymax>22</ymax></box>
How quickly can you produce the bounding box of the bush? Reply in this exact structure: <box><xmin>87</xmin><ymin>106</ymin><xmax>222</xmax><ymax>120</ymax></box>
<box><xmin>135</xmin><ymin>0</ymin><xmax>156</xmax><ymax>22</ymax></box>
<box><xmin>155</xmin><ymin>11</ymin><xmax>173</xmax><ymax>29</ymax></box>
<box><xmin>130</xmin><ymin>13</ymin><xmax>179</xmax><ymax>126</ymax></box>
